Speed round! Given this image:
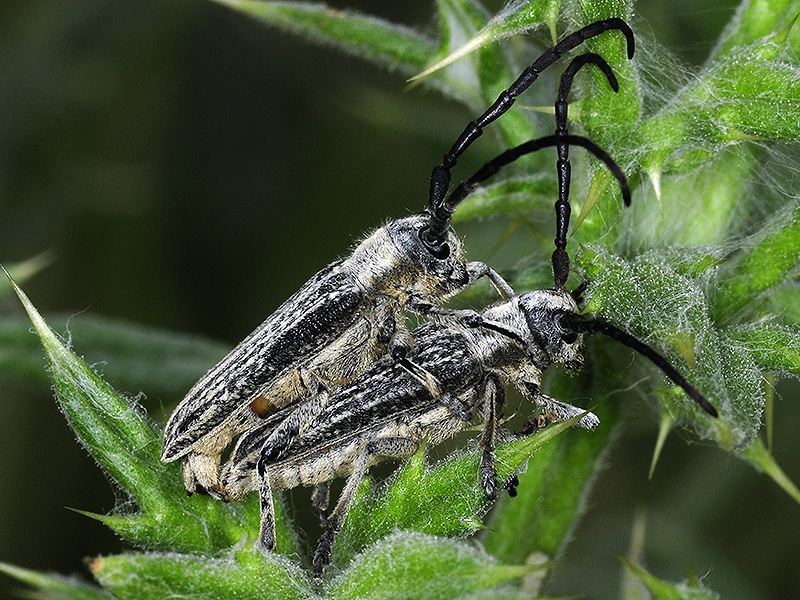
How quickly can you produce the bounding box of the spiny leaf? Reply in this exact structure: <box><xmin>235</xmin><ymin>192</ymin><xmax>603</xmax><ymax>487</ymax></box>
<box><xmin>578</xmin><ymin>247</ymin><xmax>766</xmax><ymax>447</ymax></box>
<box><xmin>4</xmin><ymin>268</ymin><xmax>172</xmax><ymax>511</ymax></box>
<box><xmin>623</xmin><ymin>149</ymin><xmax>759</xmax><ymax>249</ymax></box>
<box><xmin>410</xmin><ymin>0</ymin><xmax>557</xmax><ymax>82</ymax></box>
<box><xmin>2</xmin><ymin>269</ymin><xmax>294</xmax><ymax>555</ymax></box>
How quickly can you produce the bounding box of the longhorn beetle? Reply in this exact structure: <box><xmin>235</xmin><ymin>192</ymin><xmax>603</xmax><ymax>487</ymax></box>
<box><xmin>219</xmin><ymin>285</ymin><xmax>716</xmax><ymax>576</ymax></box>
<box><xmin>161</xmin><ymin>18</ymin><xmax>636</xmax><ymax>499</ymax></box>
<box><xmin>214</xmin><ymin>50</ymin><xmax>716</xmax><ymax>575</ymax></box>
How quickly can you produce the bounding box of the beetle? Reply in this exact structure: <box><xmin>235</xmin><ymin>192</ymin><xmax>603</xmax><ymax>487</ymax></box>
<box><xmin>212</xmin><ymin>48</ymin><xmax>717</xmax><ymax>574</ymax></box>
<box><xmin>161</xmin><ymin>18</ymin><xmax>636</xmax><ymax>499</ymax></box>
<box><xmin>219</xmin><ymin>284</ymin><xmax>716</xmax><ymax>576</ymax></box>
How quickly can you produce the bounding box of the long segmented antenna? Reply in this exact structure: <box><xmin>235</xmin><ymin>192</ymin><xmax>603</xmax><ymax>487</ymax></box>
<box><xmin>437</xmin><ymin>132</ymin><xmax>630</xmax><ymax>225</ymax></box>
<box><xmin>435</xmin><ymin>55</ymin><xmax>626</xmax><ymax>285</ymax></box>
<box><xmin>422</xmin><ymin>18</ymin><xmax>635</xmax><ymax>250</ymax></box>
<box><xmin>552</xmin><ymin>53</ymin><xmax>622</xmax><ymax>288</ymax></box>
<box><xmin>557</xmin><ymin>312</ymin><xmax>719</xmax><ymax>417</ymax></box>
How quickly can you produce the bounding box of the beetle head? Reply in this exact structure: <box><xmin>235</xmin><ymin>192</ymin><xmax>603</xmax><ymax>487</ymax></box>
<box><xmin>386</xmin><ymin>214</ymin><xmax>471</xmax><ymax>299</ymax></box>
<box><xmin>517</xmin><ymin>289</ymin><xmax>584</xmax><ymax>370</ymax></box>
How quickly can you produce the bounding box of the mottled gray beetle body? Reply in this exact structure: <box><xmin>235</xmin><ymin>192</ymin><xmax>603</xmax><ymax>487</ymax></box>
<box><xmin>162</xmin><ymin>214</ymin><xmax>509</xmax><ymax>496</ymax></box>
<box><xmin>218</xmin><ymin>288</ymin><xmax>599</xmax><ymax>572</ymax></box>
<box><xmin>226</xmin><ymin>289</ymin><xmax>593</xmax><ymax>494</ymax></box>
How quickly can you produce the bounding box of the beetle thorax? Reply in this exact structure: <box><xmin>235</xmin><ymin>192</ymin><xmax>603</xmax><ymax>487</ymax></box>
<box><xmin>346</xmin><ymin>215</ymin><xmax>470</xmax><ymax>303</ymax></box>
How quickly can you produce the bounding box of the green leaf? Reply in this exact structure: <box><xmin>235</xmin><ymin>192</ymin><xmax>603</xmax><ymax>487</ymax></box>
<box><xmin>2</xmin><ymin>268</ymin><xmax>296</xmax><ymax>556</ymax></box>
<box><xmin>0</xmin><ymin>313</ymin><xmax>231</xmax><ymax>401</ymax></box>
<box><xmin>88</xmin><ymin>550</ymin><xmax>314</xmax><ymax>600</ymax></box>
<box><xmin>328</xmin><ymin>532</ymin><xmax>536</xmax><ymax>600</ymax></box>
<box><xmin>209</xmin><ymin>1</ymin><xmax>435</xmax><ymax>74</ymax></box>
<box><xmin>4</xmin><ymin>269</ymin><xmax>172</xmax><ymax>512</ymax></box>
<box><xmin>0</xmin><ymin>561</ymin><xmax>113</xmax><ymax>600</ymax></box>
<box><xmin>334</xmin><ymin>411</ymin><xmax>584</xmax><ymax>569</ymax></box>
<box><xmin>577</xmin><ymin>248</ymin><xmax>763</xmax><ymax>448</ymax></box>
<box><xmin>453</xmin><ymin>175</ymin><xmax>557</xmax><ymax>222</ymax></box>
<box><xmin>714</xmin><ymin>203</ymin><xmax>800</xmax><ymax>320</ymax></box>
<box><xmin>410</xmin><ymin>0</ymin><xmax>557</xmax><ymax>82</ymax></box>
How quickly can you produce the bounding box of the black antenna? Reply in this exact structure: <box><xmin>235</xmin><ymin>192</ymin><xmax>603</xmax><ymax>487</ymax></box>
<box><xmin>558</xmin><ymin>312</ymin><xmax>719</xmax><ymax>417</ymax></box>
<box><xmin>423</xmin><ymin>18</ymin><xmax>635</xmax><ymax>250</ymax></box>
<box><xmin>432</xmin><ymin>133</ymin><xmax>630</xmax><ymax>229</ymax></box>
<box><xmin>552</xmin><ymin>53</ymin><xmax>625</xmax><ymax>289</ymax></box>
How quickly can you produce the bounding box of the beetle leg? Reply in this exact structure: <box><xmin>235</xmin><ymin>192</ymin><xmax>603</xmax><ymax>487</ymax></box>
<box><xmin>256</xmin><ymin>453</ymin><xmax>277</xmax><ymax>552</ymax></box>
<box><xmin>311</xmin><ymin>481</ymin><xmax>331</xmax><ymax>524</ymax></box>
<box><xmin>407</xmin><ymin>298</ymin><xmax>484</xmax><ymax>325</ymax></box>
<box><xmin>478</xmin><ymin>376</ymin><xmax>504</xmax><ymax>500</ymax></box>
<box><xmin>388</xmin><ymin>321</ymin><xmax>450</xmax><ymax>403</ymax></box>
<box><xmin>465</xmin><ymin>261</ymin><xmax>516</xmax><ymax>299</ymax></box>
<box><xmin>313</xmin><ymin>436</ymin><xmax>420</xmax><ymax>577</ymax></box>
<box><xmin>259</xmin><ymin>379</ymin><xmax>331</xmax><ymax>464</ymax></box>
<box><xmin>391</xmin><ymin>337</ymin><xmax>472</xmax><ymax>422</ymax></box>
<box><xmin>522</xmin><ymin>382</ymin><xmax>599</xmax><ymax>430</ymax></box>
<box><xmin>183</xmin><ymin>451</ymin><xmax>229</xmax><ymax>500</ymax></box>
<box><xmin>504</xmin><ymin>474</ymin><xmax>519</xmax><ymax>497</ymax></box>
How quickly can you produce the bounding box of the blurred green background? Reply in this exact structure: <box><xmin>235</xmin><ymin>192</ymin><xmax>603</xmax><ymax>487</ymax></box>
<box><xmin>1</xmin><ymin>0</ymin><xmax>798</xmax><ymax>598</ymax></box>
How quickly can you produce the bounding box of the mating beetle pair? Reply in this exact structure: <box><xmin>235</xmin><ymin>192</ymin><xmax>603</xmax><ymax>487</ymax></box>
<box><xmin>162</xmin><ymin>18</ymin><xmax>717</xmax><ymax>574</ymax></box>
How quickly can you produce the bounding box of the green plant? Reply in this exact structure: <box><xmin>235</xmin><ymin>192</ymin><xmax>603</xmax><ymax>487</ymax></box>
<box><xmin>1</xmin><ymin>0</ymin><xmax>799</xmax><ymax>598</ymax></box>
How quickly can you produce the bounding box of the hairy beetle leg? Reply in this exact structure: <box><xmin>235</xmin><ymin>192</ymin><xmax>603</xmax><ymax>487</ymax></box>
<box><xmin>478</xmin><ymin>376</ymin><xmax>504</xmax><ymax>500</ymax></box>
<box><xmin>313</xmin><ymin>436</ymin><xmax>420</xmax><ymax>577</ymax></box>
<box><xmin>481</xmin><ymin>450</ymin><xmax>498</xmax><ymax>501</ymax></box>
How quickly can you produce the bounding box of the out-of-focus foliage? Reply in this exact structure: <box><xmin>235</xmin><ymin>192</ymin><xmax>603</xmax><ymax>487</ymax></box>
<box><xmin>1</xmin><ymin>0</ymin><xmax>799</xmax><ymax>599</ymax></box>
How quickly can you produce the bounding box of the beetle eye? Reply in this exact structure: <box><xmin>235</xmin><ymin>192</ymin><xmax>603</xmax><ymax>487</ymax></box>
<box><xmin>554</xmin><ymin>313</ymin><xmax>579</xmax><ymax>344</ymax></box>
<box><xmin>560</xmin><ymin>331</ymin><xmax>578</xmax><ymax>344</ymax></box>
<box><xmin>431</xmin><ymin>243</ymin><xmax>450</xmax><ymax>260</ymax></box>
<box><xmin>419</xmin><ymin>227</ymin><xmax>451</xmax><ymax>259</ymax></box>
